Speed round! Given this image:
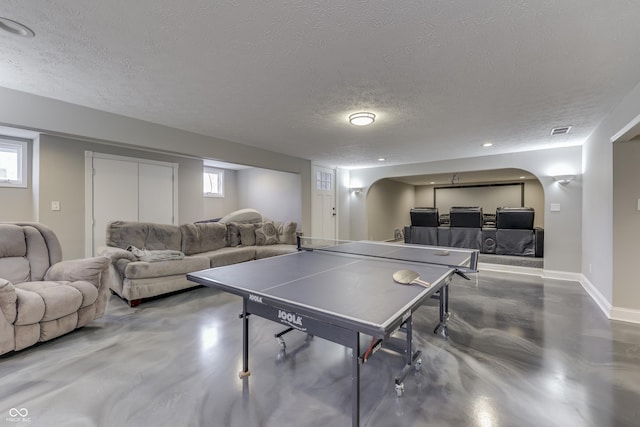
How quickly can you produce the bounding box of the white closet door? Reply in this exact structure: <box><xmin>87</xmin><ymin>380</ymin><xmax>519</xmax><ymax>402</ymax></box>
<box><xmin>139</xmin><ymin>163</ymin><xmax>174</xmax><ymax>224</ymax></box>
<box><xmin>92</xmin><ymin>157</ymin><xmax>139</xmax><ymax>252</ymax></box>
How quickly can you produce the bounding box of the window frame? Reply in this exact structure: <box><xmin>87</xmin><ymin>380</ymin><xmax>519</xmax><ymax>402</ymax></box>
<box><xmin>203</xmin><ymin>166</ymin><xmax>224</xmax><ymax>198</ymax></box>
<box><xmin>0</xmin><ymin>138</ymin><xmax>28</xmax><ymax>188</ymax></box>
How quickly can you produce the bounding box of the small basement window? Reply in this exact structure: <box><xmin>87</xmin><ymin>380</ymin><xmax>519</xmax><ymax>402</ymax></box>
<box><xmin>0</xmin><ymin>138</ymin><xmax>27</xmax><ymax>188</ymax></box>
<box><xmin>203</xmin><ymin>167</ymin><xmax>224</xmax><ymax>197</ymax></box>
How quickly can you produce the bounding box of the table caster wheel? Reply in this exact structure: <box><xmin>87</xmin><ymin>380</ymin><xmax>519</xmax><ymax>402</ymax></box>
<box><xmin>277</xmin><ymin>337</ymin><xmax>286</xmax><ymax>349</ymax></box>
<box><xmin>414</xmin><ymin>358</ymin><xmax>422</xmax><ymax>372</ymax></box>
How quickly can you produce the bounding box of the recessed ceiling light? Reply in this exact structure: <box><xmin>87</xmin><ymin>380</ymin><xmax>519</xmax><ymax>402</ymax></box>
<box><xmin>377</xmin><ymin>157</ymin><xmax>385</xmax><ymax>162</ymax></box>
<box><xmin>519</xmin><ymin>176</ymin><xmax>526</xmax><ymax>179</ymax></box>
<box><xmin>349</xmin><ymin>112</ymin><xmax>375</xmax><ymax>126</ymax></box>
<box><xmin>0</xmin><ymin>17</ymin><xmax>35</xmax><ymax>38</ymax></box>
<box><xmin>482</xmin><ymin>142</ymin><xmax>493</xmax><ymax>147</ymax></box>
<box><xmin>430</xmin><ymin>181</ymin><xmax>435</xmax><ymax>185</ymax></box>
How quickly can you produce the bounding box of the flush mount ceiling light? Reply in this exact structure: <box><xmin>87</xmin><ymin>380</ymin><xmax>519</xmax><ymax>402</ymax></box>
<box><xmin>349</xmin><ymin>112</ymin><xmax>375</xmax><ymax>126</ymax></box>
<box><xmin>0</xmin><ymin>17</ymin><xmax>35</xmax><ymax>37</ymax></box>
<box><xmin>482</xmin><ymin>142</ymin><xmax>493</xmax><ymax>147</ymax></box>
<box><xmin>377</xmin><ymin>157</ymin><xmax>385</xmax><ymax>162</ymax></box>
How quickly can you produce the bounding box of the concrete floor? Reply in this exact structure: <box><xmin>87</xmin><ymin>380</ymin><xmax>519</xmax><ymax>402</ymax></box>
<box><xmin>1</xmin><ymin>269</ymin><xmax>639</xmax><ymax>427</ymax></box>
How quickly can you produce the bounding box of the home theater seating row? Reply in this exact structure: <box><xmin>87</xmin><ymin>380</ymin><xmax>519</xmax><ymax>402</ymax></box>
<box><xmin>404</xmin><ymin>207</ymin><xmax>544</xmax><ymax>257</ymax></box>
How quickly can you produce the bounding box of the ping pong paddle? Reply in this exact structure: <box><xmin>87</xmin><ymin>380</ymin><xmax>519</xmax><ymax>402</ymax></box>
<box><xmin>392</xmin><ymin>269</ymin><xmax>431</xmax><ymax>288</ymax></box>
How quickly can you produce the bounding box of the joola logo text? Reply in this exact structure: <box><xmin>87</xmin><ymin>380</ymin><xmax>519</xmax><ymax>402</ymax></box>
<box><xmin>278</xmin><ymin>310</ymin><xmax>303</xmax><ymax>327</ymax></box>
<box><xmin>249</xmin><ymin>294</ymin><xmax>263</xmax><ymax>303</ymax></box>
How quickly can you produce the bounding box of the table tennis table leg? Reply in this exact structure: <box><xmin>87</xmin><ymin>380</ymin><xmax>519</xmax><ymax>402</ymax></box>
<box><xmin>433</xmin><ymin>283</ymin><xmax>450</xmax><ymax>338</ymax></box>
<box><xmin>351</xmin><ymin>332</ymin><xmax>360</xmax><ymax>427</ymax></box>
<box><xmin>239</xmin><ymin>298</ymin><xmax>251</xmax><ymax>379</ymax></box>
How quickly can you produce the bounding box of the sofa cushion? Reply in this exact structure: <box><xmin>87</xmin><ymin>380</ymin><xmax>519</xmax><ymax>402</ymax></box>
<box><xmin>106</xmin><ymin>221</ymin><xmax>183</xmax><ymax>251</ymax></box>
<box><xmin>238</xmin><ymin>223</ymin><xmax>257</xmax><ymax>246</ymax></box>
<box><xmin>201</xmin><ymin>246</ymin><xmax>257</xmax><ymax>267</ymax></box>
<box><xmin>180</xmin><ymin>223</ymin><xmax>227</xmax><ymax>255</ymax></box>
<box><xmin>0</xmin><ymin>224</ymin><xmax>27</xmax><ymax>257</ymax></box>
<box><xmin>275</xmin><ymin>221</ymin><xmax>297</xmax><ymax>245</ymax></box>
<box><xmin>0</xmin><ymin>257</ymin><xmax>30</xmax><ymax>285</ymax></box>
<box><xmin>0</xmin><ymin>279</ymin><xmax>17</xmax><ymax>324</ymax></box>
<box><xmin>255</xmin><ymin>222</ymin><xmax>279</xmax><ymax>246</ymax></box>
<box><xmin>219</xmin><ymin>208</ymin><xmax>262</xmax><ymax>224</ymax></box>
<box><xmin>124</xmin><ymin>256</ymin><xmax>210</xmax><ymax>279</ymax></box>
<box><xmin>15</xmin><ymin>282</ymin><xmax>83</xmax><ymax>323</ymax></box>
<box><xmin>227</xmin><ymin>222</ymin><xmax>241</xmax><ymax>247</ymax></box>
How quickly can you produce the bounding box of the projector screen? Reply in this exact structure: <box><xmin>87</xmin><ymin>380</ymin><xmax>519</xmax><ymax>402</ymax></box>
<box><xmin>434</xmin><ymin>183</ymin><xmax>523</xmax><ymax>214</ymax></box>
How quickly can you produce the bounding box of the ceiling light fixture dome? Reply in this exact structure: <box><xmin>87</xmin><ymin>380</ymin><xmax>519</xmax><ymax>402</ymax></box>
<box><xmin>349</xmin><ymin>112</ymin><xmax>375</xmax><ymax>126</ymax></box>
<box><xmin>0</xmin><ymin>17</ymin><xmax>35</xmax><ymax>37</ymax></box>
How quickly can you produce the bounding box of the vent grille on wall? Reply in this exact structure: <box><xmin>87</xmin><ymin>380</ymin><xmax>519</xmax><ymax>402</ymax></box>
<box><xmin>550</xmin><ymin>126</ymin><xmax>571</xmax><ymax>136</ymax></box>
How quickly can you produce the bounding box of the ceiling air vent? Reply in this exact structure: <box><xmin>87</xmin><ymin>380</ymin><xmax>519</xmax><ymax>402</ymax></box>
<box><xmin>550</xmin><ymin>126</ymin><xmax>571</xmax><ymax>136</ymax></box>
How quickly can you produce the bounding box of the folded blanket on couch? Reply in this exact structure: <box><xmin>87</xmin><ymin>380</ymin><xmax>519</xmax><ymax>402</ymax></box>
<box><xmin>126</xmin><ymin>245</ymin><xmax>185</xmax><ymax>262</ymax></box>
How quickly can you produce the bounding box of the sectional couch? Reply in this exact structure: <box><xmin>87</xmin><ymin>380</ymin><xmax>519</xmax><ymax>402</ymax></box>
<box><xmin>98</xmin><ymin>210</ymin><xmax>298</xmax><ymax>306</ymax></box>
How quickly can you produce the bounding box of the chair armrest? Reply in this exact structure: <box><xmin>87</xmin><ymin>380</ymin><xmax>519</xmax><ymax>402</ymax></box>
<box><xmin>0</xmin><ymin>278</ymin><xmax>17</xmax><ymax>324</ymax></box>
<box><xmin>44</xmin><ymin>256</ymin><xmax>110</xmax><ymax>287</ymax></box>
<box><xmin>97</xmin><ymin>246</ymin><xmax>137</xmax><ymax>263</ymax></box>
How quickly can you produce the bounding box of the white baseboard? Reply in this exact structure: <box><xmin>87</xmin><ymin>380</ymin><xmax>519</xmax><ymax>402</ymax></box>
<box><xmin>610</xmin><ymin>306</ymin><xmax>640</xmax><ymax>324</ymax></box>
<box><xmin>478</xmin><ymin>262</ymin><xmax>542</xmax><ymax>277</ymax></box>
<box><xmin>542</xmin><ymin>269</ymin><xmax>582</xmax><ymax>282</ymax></box>
<box><xmin>578</xmin><ymin>274</ymin><xmax>612</xmax><ymax>319</ymax></box>
<box><xmin>477</xmin><ymin>265</ymin><xmax>640</xmax><ymax>325</ymax></box>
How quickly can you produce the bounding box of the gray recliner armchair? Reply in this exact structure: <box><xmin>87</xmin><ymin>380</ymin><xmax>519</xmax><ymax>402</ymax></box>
<box><xmin>0</xmin><ymin>222</ymin><xmax>111</xmax><ymax>355</ymax></box>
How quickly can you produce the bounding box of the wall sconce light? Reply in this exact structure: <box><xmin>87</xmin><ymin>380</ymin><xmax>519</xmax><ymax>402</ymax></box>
<box><xmin>350</xmin><ymin>187</ymin><xmax>363</xmax><ymax>194</ymax></box>
<box><xmin>552</xmin><ymin>174</ymin><xmax>575</xmax><ymax>185</ymax></box>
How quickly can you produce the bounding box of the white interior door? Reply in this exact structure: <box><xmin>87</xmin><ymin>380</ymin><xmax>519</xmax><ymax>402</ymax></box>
<box><xmin>92</xmin><ymin>157</ymin><xmax>139</xmax><ymax>253</ymax></box>
<box><xmin>86</xmin><ymin>152</ymin><xmax>178</xmax><ymax>256</ymax></box>
<box><xmin>311</xmin><ymin>165</ymin><xmax>336</xmax><ymax>240</ymax></box>
<box><xmin>139</xmin><ymin>163</ymin><xmax>175</xmax><ymax>224</ymax></box>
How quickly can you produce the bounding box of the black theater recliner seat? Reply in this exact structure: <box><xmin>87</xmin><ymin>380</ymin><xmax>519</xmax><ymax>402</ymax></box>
<box><xmin>404</xmin><ymin>208</ymin><xmax>439</xmax><ymax>246</ymax></box>
<box><xmin>495</xmin><ymin>207</ymin><xmax>543</xmax><ymax>256</ymax></box>
<box><xmin>449</xmin><ymin>206</ymin><xmax>483</xmax><ymax>250</ymax></box>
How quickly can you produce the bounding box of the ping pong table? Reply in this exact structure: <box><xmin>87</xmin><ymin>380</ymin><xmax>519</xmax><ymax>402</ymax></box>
<box><xmin>187</xmin><ymin>239</ymin><xmax>478</xmax><ymax>426</ymax></box>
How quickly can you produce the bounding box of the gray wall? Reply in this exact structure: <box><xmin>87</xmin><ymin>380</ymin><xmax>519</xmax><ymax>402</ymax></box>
<box><xmin>237</xmin><ymin>168</ymin><xmax>302</xmax><ymax>226</ymax></box>
<box><xmin>347</xmin><ymin>146</ymin><xmax>582</xmax><ymax>273</ymax></box>
<box><xmin>583</xmin><ymin>78</ymin><xmax>640</xmax><ymax>320</ymax></box>
<box><xmin>203</xmin><ymin>169</ymin><xmax>239</xmax><ymax>220</ymax></box>
<box><xmin>33</xmin><ymin>134</ymin><xmax>204</xmax><ymax>259</ymax></box>
<box><xmin>0</xmin><ymin>86</ymin><xmax>312</xmax><ymax>235</ymax></box>
<box><xmin>613</xmin><ymin>141</ymin><xmax>640</xmax><ymax>312</ymax></box>
<box><xmin>0</xmin><ymin>137</ymin><xmax>35</xmax><ymax>221</ymax></box>
<box><xmin>366</xmin><ymin>179</ymin><xmax>414</xmax><ymax>241</ymax></box>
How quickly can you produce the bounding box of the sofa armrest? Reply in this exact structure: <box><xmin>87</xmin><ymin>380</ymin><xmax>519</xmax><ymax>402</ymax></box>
<box><xmin>97</xmin><ymin>246</ymin><xmax>137</xmax><ymax>263</ymax></box>
<box><xmin>44</xmin><ymin>256</ymin><xmax>111</xmax><ymax>288</ymax></box>
<box><xmin>0</xmin><ymin>278</ymin><xmax>17</xmax><ymax>324</ymax></box>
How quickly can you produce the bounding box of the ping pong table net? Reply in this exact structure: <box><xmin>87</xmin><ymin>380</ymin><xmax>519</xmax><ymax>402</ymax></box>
<box><xmin>297</xmin><ymin>237</ymin><xmax>479</xmax><ymax>273</ymax></box>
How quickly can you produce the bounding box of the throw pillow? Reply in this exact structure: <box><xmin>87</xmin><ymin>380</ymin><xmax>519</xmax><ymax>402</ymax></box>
<box><xmin>227</xmin><ymin>222</ymin><xmax>241</xmax><ymax>247</ymax></box>
<box><xmin>255</xmin><ymin>221</ymin><xmax>279</xmax><ymax>246</ymax></box>
<box><xmin>275</xmin><ymin>221</ymin><xmax>297</xmax><ymax>245</ymax></box>
<box><xmin>238</xmin><ymin>223</ymin><xmax>257</xmax><ymax>246</ymax></box>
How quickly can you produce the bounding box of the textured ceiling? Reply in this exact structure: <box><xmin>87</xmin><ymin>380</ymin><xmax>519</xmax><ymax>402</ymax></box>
<box><xmin>1</xmin><ymin>1</ymin><xmax>640</xmax><ymax>168</ymax></box>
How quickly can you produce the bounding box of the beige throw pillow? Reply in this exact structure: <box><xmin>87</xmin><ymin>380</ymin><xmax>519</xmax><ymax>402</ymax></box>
<box><xmin>227</xmin><ymin>222</ymin><xmax>241</xmax><ymax>247</ymax></box>
<box><xmin>255</xmin><ymin>222</ymin><xmax>279</xmax><ymax>246</ymax></box>
<box><xmin>238</xmin><ymin>223</ymin><xmax>257</xmax><ymax>246</ymax></box>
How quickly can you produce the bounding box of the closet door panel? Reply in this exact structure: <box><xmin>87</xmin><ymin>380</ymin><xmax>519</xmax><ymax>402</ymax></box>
<box><xmin>92</xmin><ymin>158</ymin><xmax>139</xmax><ymax>252</ymax></box>
<box><xmin>139</xmin><ymin>163</ymin><xmax>174</xmax><ymax>225</ymax></box>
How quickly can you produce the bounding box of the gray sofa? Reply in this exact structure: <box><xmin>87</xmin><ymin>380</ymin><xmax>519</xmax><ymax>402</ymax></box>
<box><xmin>0</xmin><ymin>222</ymin><xmax>111</xmax><ymax>356</ymax></box>
<box><xmin>98</xmin><ymin>212</ymin><xmax>298</xmax><ymax>306</ymax></box>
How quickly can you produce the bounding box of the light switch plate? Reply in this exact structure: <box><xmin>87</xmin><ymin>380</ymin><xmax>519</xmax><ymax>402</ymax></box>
<box><xmin>550</xmin><ymin>203</ymin><xmax>560</xmax><ymax>212</ymax></box>
<box><xmin>51</xmin><ymin>201</ymin><xmax>60</xmax><ymax>211</ymax></box>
